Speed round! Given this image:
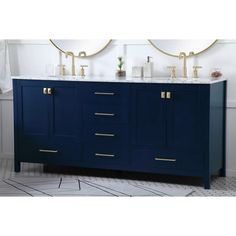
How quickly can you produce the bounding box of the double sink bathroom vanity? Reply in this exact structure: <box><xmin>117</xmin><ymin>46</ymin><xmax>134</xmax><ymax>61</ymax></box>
<box><xmin>12</xmin><ymin>76</ymin><xmax>226</xmax><ymax>189</ymax></box>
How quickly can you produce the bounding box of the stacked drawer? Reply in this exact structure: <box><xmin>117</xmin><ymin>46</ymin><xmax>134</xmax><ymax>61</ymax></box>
<box><xmin>81</xmin><ymin>82</ymin><xmax>130</xmax><ymax>168</ymax></box>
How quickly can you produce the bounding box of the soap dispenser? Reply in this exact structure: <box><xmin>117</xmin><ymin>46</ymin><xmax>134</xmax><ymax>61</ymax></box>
<box><xmin>143</xmin><ymin>56</ymin><xmax>153</xmax><ymax>78</ymax></box>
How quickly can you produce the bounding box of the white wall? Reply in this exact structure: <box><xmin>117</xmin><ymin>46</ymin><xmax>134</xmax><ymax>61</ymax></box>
<box><xmin>1</xmin><ymin>39</ymin><xmax>236</xmax><ymax>176</ymax></box>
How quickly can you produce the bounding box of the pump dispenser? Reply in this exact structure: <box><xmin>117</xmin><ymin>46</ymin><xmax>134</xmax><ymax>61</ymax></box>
<box><xmin>143</xmin><ymin>56</ymin><xmax>153</xmax><ymax>78</ymax></box>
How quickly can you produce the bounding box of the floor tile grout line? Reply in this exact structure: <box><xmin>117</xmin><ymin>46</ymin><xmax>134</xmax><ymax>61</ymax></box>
<box><xmin>82</xmin><ymin>179</ymin><xmax>131</xmax><ymax>197</ymax></box>
<box><xmin>79</xmin><ymin>180</ymin><xmax>119</xmax><ymax>196</ymax></box>
<box><xmin>8</xmin><ymin>178</ymin><xmax>53</xmax><ymax>197</ymax></box>
<box><xmin>2</xmin><ymin>180</ymin><xmax>33</xmax><ymax>196</ymax></box>
<box><xmin>129</xmin><ymin>183</ymin><xmax>165</xmax><ymax>196</ymax></box>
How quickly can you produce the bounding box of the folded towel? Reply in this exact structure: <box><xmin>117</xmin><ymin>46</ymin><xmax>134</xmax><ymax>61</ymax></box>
<box><xmin>0</xmin><ymin>40</ymin><xmax>11</xmax><ymax>94</ymax></box>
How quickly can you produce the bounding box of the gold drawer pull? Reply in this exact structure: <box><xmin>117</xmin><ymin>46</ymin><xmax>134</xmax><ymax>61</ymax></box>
<box><xmin>39</xmin><ymin>149</ymin><xmax>58</xmax><ymax>153</ymax></box>
<box><xmin>94</xmin><ymin>92</ymin><xmax>115</xmax><ymax>96</ymax></box>
<box><xmin>94</xmin><ymin>112</ymin><xmax>115</xmax><ymax>116</ymax></box>
<box><xmin>95</xmin><ymin>133</ymin><xmax>115</xmax><ymax>137</ymax></box>
<box><xmin>95</xmin><ymin>153</ymin><xmax>115</xmax><ymax>158</ymax></box>
<box><xmin>161</xmin><ymin>91</ymin><xmax>166</xmax><ymax>99</ymax></box>
<box><xmin>166</xmin><ymin>92</ymin><xmax>171</xmax><ymax>99</ymax></box>
<box><xmin>154</xmin><ymin>157</ymin><xmax>176</xmax><ymax>162</ymax></box>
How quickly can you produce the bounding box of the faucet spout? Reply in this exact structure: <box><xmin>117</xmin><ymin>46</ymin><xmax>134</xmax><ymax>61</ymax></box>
<box><xmin>65</xmin><ymin>51</ymin><xmax>76</xmax><ymax>76</ymax></box>
<box><xmin>179</xmin><ymin>52</ymin><xmax>187</xmax><ymax>79</ymax></box>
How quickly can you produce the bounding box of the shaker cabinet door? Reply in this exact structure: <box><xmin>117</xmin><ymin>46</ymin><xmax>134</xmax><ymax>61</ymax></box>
<box><xmin>131</xmin><ymin>84</ymin><xmax>166</xmax><ymax>148</ymax></box>
<box><xmin>50</xmin><ymin>83</ymin><xmax>81</xmax><ymax>140</ymax></box>
<box><xmin>17</xmin><ymin>81</ymin><xmax>50</xmax><ymax>139</ymax></box>
<box><xmin>166</xmin><ymin>85</ymin><xmax>201</xmax><ymax>153</ymax></box>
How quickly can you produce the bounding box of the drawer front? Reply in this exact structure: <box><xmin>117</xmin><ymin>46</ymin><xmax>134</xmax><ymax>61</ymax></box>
<box><xmin>132</xmin><ymin>149</ymin><xmax>179</xmax><ymax>171</ymax></box>
<box><xmin>81</xmin><ymin>82</ymin><xmax>129</xmax><ymax>104</ymax></box>
<box><xmin>83</xmin><ymin>124</ymin><xmax>129</xmax><ymax>144</ymax></box>
<box><xmin>132</xmin><ymin>149</ymin><xmax>203</xmax><ymax>172</ymax></box>
<box><xmin>83</xmin><ymin>104</ymin><xmax>129</xmax><ymax>124</ymax></box>
<box><xmin>19</xmin><ymin>138</ymin><xmax>81</xmax><ymax>165</ymax></box>
<box><xmin>83</xmin><ymin>142</ymin><xmax>129</xmax><ymax>166</ymax></box>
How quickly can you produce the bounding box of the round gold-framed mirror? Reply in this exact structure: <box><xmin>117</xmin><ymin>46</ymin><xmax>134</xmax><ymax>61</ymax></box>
<box><xmin>148</xmin><ymin>39</ymin><xmax>217</xmax><ymax>57</ymax></box>
<box><xmin>50</xmin><ymin>39</ymin><xmax>112</xmax><ymax>58</ymax></box>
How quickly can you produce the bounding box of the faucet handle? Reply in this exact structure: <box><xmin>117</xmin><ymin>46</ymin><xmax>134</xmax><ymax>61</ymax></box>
<box><xmin>79</xmin><ymin>65</ymin><xmax>88</xmax><ymax>77</ymax></box>
<box><xmin>192</xmin><ymin>66</ymin><xmax>202</xmax><ymax>78</ymax></box>
<box><xmin>167</xmin><ymin>66</ymin><xmax>177</xmax><ymax>79</ymax></box>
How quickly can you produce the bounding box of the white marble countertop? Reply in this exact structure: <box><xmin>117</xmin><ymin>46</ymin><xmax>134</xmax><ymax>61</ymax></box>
<box><xmin>11</xmin><ymin>75</ymin><xmax>227</xmax><ymax>84</ymax></box>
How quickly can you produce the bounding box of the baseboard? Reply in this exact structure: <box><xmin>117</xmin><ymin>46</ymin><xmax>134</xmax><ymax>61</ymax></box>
<box><xmin>0</xmin><ymin>153</ymin><xmax>14</xmax><ymax>159</ymax></box>
<box><xmin>226</xmin><ymin>169</ymin><xmax>236</xmax><ymax>177</ymax></box>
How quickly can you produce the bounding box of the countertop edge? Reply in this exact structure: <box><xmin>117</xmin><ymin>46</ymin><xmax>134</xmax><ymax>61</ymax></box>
<box><xmin>11</xmin><ymin>76</ymin><xmax>227</xmax><ymax>85</ymax></box>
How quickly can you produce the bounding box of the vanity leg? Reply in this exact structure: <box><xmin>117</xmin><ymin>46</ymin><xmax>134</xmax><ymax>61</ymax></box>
<box><xmin>203</xmin><ymin>175</ymin><xmax>211</xmax><ymax>189</ymax></box>
<box><xmin>14</xmin><ymin>161</ymin><xmax>21</xmax><ymax>172</ymax></box>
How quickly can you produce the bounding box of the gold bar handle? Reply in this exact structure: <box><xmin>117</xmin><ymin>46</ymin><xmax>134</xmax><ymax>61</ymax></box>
<box><xmin>161</xmin><ymin>91</ymin><xmax>166</xmax><ymax>99</ymax></box>
<box><xmin>166</xmin><ymin>92</ymin><xmax>171</xmax><ymax>99</ymax></box>
<box><xmin>154</xmin><ymin>157</ymin><xmax>176</xmax><ymax>162</ymax></box>
<box><xmin>43</xmin><ymin>88</ymin><xmax>47</xmax><ymax>94</ymax></box>
<box><xmin>39</xmin><ymin>149</ymin><xmax>58</xmax><ymax>153</ymax></box>
<box><xmin>94</xmin><ymin>92</ymin><xmax>115</xmax><ymax>96</ymax></box>
<box><xmin>94</xmin><ymin>112</ymin><xmax>115</xmax><ymax>116</ymax></box>
<box><xmin>95</xmin><ymin>153</ymin><xmax>115</xmax><ymax>158</ymax></box>
<box><xmin>95</xmin><ymin>133</ymin><xmax>115</xmax><ymax>137</ymax></box>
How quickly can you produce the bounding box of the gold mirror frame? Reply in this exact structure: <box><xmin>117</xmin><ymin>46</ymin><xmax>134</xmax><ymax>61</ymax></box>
<box><xmin>49</xmin><ymin>39</ymin><xmax>112</xmax><ymax>58</ymax></box>
<box><xmin>148</xmin><ymin>39</ymin><xmax>218</xmax><ymax>58</ymax></box>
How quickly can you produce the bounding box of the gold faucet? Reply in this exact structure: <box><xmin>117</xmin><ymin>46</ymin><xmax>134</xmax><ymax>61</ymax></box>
<box><xmin>65</xmin><ymin>51</ymin><xmax>76</xmax><ymax>76</ymax></box>
<box><xmin>179</xmin><ymin>52</ymin><xmax>187</xmax><ymax>78</ymax></box>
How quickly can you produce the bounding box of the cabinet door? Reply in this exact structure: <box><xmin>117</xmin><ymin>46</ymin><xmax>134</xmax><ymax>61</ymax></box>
<box><xmin>17</xmin><ymin>81</ymin><xmax>50</xmax><ymax>140</ymax></box>
<box><xmin>166</xmin><ymin>84</ymin><xmax>201</xmax><ymax>153</ymax></box>
<box><xmin>131</xmin><ymin>84</ymin><xmax>166</xmax><ymax>148</ymax></box>
<box><xmin>50</xmin><ymin>82</ymin><xmax>80</xmax><ymax>140</ymax></box>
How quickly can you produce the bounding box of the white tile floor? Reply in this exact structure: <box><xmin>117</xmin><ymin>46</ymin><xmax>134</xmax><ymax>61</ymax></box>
<box><xmin>1</xmin><ymin>158</ymin><xmax>236</xmax><ymax>196</ymax></box>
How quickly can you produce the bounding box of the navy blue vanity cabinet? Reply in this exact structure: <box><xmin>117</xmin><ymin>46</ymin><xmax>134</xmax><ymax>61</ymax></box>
<box><xmin>13</xmin><ymin>80</ymin><xmax>81</xmax><ymax>171</ymax></box>
<box><xmin>81</xmin><ymin>82</ymin><xmax>130</xmax><ymax>169</ymax></box>
<box><xmin>131</xmin><ymin>82</ymin><xmax>226</xmax><ymax>189</ymax></box>
<box><xmin>13</xmin><ymin>79</ymin><xmax>226</xmax><ymax>189</ymax></box>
